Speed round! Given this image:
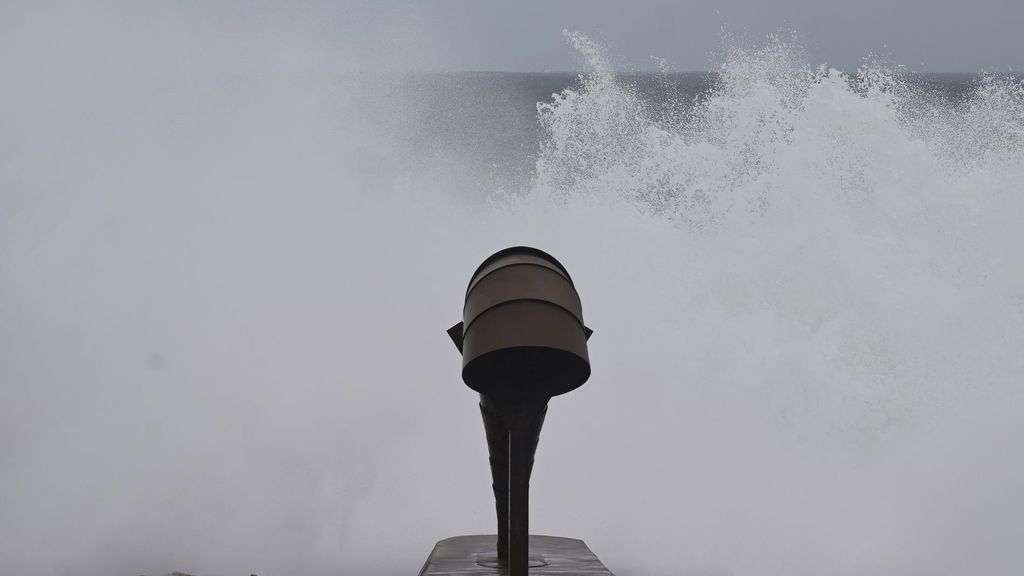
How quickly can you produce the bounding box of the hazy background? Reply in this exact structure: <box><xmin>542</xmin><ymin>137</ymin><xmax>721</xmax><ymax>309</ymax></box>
<box><xmin>355</xmin><ymin>0</ymin><xmax>1024</xmax><ymax>72</ymax></box>
<box><xmin>7</xmin><ymin>1</ymin><xmax>1019</xmax><ymax>74</ymax></box>
<box><xmin>2</xmin><ymin>2</ymin><xmax>1023</xmax><ymax>576</ymax></box>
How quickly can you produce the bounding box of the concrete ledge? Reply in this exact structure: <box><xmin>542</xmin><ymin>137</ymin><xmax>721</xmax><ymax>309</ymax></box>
<box><xmin>419</xmin><ymin>534</ymin><xmax>614</xmax><ymax>576</ymax></box>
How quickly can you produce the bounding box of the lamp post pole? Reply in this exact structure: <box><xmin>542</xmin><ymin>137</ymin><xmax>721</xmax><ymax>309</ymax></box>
<box><xmin>509</xmin><ymin>424</ymin><xmax>530</xmax><ymax>576</ymax></box>
<box><xmin>481</xmin><ymin>395</ymin><xmax>547</xmax><ymax>576</ymax></box>
<box><xmin>506</xmin><ymin>402</ymin><xmax>546</xmax><ymax>576</ymax></box>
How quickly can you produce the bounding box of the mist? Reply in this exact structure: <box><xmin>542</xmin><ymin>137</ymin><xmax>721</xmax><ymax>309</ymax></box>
<box><xmin>0</xmin><ymin>5</ymin><xmax>481</xmax><ymax>575</ymax></box>
<box><xmin>3</xmin><ymin>4</ymin><xmax>1024</xmax><ymax>576</ymax></box>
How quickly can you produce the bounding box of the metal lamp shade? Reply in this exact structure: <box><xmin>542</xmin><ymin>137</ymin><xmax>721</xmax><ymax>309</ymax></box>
<box><xmin>449</xmin><ymin>247</ymin><xmax>592</xmax><ymax>400</ymax></box>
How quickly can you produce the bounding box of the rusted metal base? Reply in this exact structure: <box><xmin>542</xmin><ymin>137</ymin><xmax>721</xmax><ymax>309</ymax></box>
<box><xmin>418</xmin><ymin>535</ymin><xmax>614</xmax><ymax>576</ymax></box>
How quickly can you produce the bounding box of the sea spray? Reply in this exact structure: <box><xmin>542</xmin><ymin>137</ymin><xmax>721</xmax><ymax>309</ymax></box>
<box><xmin>507</xmin><ymin>33</ymin><xmax>1024</xmax><ymax>575</ymax></box>
<box><xmin>2</xmin><ymin>17</ymin><xmax>1022</xmax><ymax>576</ymax></box>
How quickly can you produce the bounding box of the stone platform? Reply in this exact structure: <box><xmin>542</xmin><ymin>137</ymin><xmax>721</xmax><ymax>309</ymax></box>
<box><xmin>418</xmin><ymin>535</ymin><xmax>614</xmax><ymax>576</ymax></box>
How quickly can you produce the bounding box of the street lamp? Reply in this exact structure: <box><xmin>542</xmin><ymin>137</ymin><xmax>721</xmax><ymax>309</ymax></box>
<box><xmin>447</xmin><ymin>247</ymin><xmax>593</xmax><ymax>576</ymax></box>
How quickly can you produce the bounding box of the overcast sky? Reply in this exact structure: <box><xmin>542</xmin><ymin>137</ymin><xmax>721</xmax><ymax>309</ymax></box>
<box><xmin>3</xmin><ymin>1</ymin><xmax>1021</xmax><ymax>73</ymax></box>
<box><xmin>336</xmin><ymin>0</ymin><xmax>1023</xmax><ymax>72</ymax></box>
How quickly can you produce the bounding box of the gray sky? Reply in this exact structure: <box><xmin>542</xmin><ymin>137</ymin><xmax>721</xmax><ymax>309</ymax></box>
<box><xmin>4</xmin><ymin>1</ymin><xmax>1020</xmax><ymax>73</ymax></box>
<box><xmin>335</xmin><ymin>0</ymin><xmax>1023</xmax><ymax>72</ymax></box>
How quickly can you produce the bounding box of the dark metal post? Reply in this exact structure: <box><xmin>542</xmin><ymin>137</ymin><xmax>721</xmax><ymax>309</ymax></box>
<box><xmin>481</xmin><ymin>394</ymin><xmax>548</xmax><ymax>574</ymax></box>
<box><xmin>506</xmin><ymin>401</ymin><xmax>547</xmax><ymax>576</ymax></box>
<box><xmin>480</xmin><ymin>401</ymin><xmax>509</xmax><ymax>560</ymax></box>
<box><xmin>508</xmin><ymin>426</ymin><xmax>529</xmax><ymax>576</ymax></box>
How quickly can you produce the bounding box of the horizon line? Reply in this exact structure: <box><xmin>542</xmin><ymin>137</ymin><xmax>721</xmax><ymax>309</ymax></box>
<box><xmin>369</xmin><ymin>69</ymin><xmax>1019</xmax><ymax>76</ymax></box>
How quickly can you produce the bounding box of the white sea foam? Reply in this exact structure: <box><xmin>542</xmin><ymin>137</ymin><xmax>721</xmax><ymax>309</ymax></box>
<box><xmin>1</xmin><ymin>14</ymin><xmax>1022</xmax><ymax>576</ymax></box>
<box><xmin>505</xmin><ymin>32</ymin><xmax>1024</xmax><ymax>576</ymax></box>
